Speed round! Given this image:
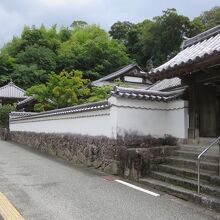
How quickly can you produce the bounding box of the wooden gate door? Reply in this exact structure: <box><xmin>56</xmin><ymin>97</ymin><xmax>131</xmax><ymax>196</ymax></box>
<box><xmin>199</xmin><ymin>85</ymin><xmax>218</xmax><ymax>137</ymax></box>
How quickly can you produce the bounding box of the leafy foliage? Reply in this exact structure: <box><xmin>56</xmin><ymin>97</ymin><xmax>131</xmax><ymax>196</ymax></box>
<box><xmin>109</xmin><ymin>21</ymin><xmax>134</xmax><ymax>42</ymax></box>
<box><xmin>57</xmin><ymin>25</ymin><xmax>131</xmax><ymax>80</ymax></box>
<box><xmin>0</xmin><ymin>24</ymin><xmax>131</xmax><ymax>88</ymax></box>
<box><xmin>13</xmin><ymin>64</ymin><xmax>47</xmax><ymax>89</ymax></box>
<box><xmin>87</xmin><ymin>85</ymin><xmax>112</xmax><ymax>103</ymax></box>
<box><xmin>195</xmin><ymin>6</ymin><xmax>220</xmax><ymax>30</ymax></box>
<box><xmin>71</xmin><ymin>21</ymin><xmax>88</xmax><ymax>29</ymax></box>
<box><xmin>0</xmin><ymin>54</ymin><xmax>15</xmax><ymax>85</ymax></box>
<box><xmin>0</xmin><ymin>105</ymin><xmax>15</xmax><ymax>128</ymax></box>
<box><xmin>16</xmin><ymin>45</ymin><xmax>57</xmax><ymax>71</ymax></box>
<box><xmin>27</xmin><ymin>70</ymin><xmax>90</xmax><ymax>111</ymax></box>
<box><xmin>112</xmin><ymin>9</ymin><xmax>205</xmax><ymax>69</ymax></box>
<box><xmin>27</xmin><ymin>70</ymin><xmax>112</xmax><ymax>111</ymax></box>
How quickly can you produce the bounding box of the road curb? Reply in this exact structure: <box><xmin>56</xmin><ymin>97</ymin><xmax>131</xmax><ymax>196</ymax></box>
<box><xmin>0</xmin><ymin>192</ymin><xmax>25</xmax><ymax>220</ymax></box>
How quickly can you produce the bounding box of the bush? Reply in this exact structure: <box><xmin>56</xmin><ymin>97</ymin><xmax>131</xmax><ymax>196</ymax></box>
<box><xmin>0</xmin><ymin>105</ymin><xmax>15</xmax><ymax>128</ymax></box>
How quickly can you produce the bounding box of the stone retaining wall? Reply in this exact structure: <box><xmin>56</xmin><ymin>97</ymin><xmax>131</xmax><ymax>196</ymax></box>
<box><xmin>0</xmin><ymin>128</ymin><xmax>9</xmax><ymax>140</ymax></box>
<box><xmin>8</xmin><ymin>131</ymin><xmax>178</xmax><ymax>180</ymax></box>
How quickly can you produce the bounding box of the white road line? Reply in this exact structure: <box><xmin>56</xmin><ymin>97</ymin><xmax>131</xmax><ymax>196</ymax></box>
<box><xmin>115</xmin><ymin>180</ymin><xmax>160</xmax><ymax>197</ymax></box>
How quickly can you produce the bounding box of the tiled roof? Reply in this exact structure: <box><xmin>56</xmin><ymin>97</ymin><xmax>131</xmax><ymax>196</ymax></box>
<box><xmin>0</xmin><ymin>82</ymin><xmax>28</xmax><ymax>99</ymax></box>
<box><xmin>111</xmin><ymin>86</ymin><xmax>184</xmax><ymax>102</ymax></box>
<box><xmin>149</xmin><ymin>25</ymin><xmax>220</xmax><ymax>77</ymax></box>
<box><xmin>10</xmin><ymin>101</ymin><xmax>110</xmax><ymax>121</ymax></box>
<box><xmin>17</xmin><ymin>97</ymin><xmax>35</xmax><ymax>107</ymax></box>
<box><xmin>10</xmin><ymin>111</ymin><xmax>37</xmax><ymax>119</ymax></box>
<box><xmin>91</xmin><ymin>63</ymin><xmax>148</xmax><ymax>86</ymax></box>
<box><xmin>91</xmin><ymin>80</ymin><xmax>151</xmax><ymax>90</ymax></box>
<box><xmin>148</xmin><ymin>77</ymin><xmax>181</xmax><ymax>91</ymax></box>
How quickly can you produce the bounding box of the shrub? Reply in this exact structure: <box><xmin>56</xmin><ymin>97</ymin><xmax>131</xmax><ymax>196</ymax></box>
<box><xmin>0</xmin><ymin>105</ymin><xmax>15</xmax><ymax>128</ymax></box>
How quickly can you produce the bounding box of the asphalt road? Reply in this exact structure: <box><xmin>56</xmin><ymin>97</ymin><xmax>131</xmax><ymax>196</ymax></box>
<box><xmin>0</xmin><ymin>140</ymin><xmax>219</xmax><ymax>220</ymax></box>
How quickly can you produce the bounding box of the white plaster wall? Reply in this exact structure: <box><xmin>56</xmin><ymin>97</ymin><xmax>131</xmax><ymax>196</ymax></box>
<box><xmin>10</xmin><ymin>98</ymin><xmax>189</xmax><ymax>139</ymax></box>
<box><xmin>124</xmin><ymin>76</ymin><xmax>143</xmax><ymax>83</ymax></box>
<box><xmin>166</xmin><ymin>101</ymin><xmax>189</xmax><ymax>139</ymax></box>
<box><xmin>109</xmin><ymin>97</ymin><xmax>188</xmax><ymax>139</ymax></box>
<box><xmin>10</xmin><ymin>108</ymin><xmax>115</xmax><ymax>138</ymax></box>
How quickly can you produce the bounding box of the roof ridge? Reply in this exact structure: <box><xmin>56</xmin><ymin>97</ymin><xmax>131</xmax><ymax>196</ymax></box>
<box><xmin>147</xmin><ymin>79</ymin><xmax>162</xmax><ymax>90</ymax></box>
<box><xmin>91</xmin><ymin>63</ymin><xmax>141</xmax><ymax>84</ymax></box>
<box><xmin>9</xmin><ymin>83</ymin><xmax>26</xmax><ymax>93</ymax></box>
<box><xmin>111</xmin><ymin>86</ymin><xmax>185</xmax><ymax>102</ymax></box>
<box><xmin>11</xmin><ymin>100</ymin><xmax>110</xmax><ymax>121</ymax></box>
<box><xmin>113</xmin><ymin>86</ymin><xmax>184</xmax><ymax>97</ymax></box>
<box><xmin>0</xmin><ymin>82</ymin><xmax>25</xmax><ymax>93</ymax></box>
<box><xmin>148</xmin><ymin>77</ymin><xmax>181</xmax><ymax>91</ymax></box>
<box><xmin>182</xmin><ymin>25</ymin><xmax>220</xmax><ymax>49</ymax></box>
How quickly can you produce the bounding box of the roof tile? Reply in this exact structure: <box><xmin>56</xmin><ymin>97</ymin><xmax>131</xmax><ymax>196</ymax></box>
<box><xmin>111</xmin><ymin>86</ymin><xmax>184</xmax><ymax>102</ymax></box>
<box><xmin>0</xmin><ymin>82</ymin><xmax>28</xmax><ymax>99</ymax></box>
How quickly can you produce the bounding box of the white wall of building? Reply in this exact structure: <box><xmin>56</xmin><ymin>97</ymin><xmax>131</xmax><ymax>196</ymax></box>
<box><xmin>165</xmin><ymin>101</ymin><xmax>189</xmax><ymax>139</ymax></box>
<box><xmin>10</xmin><ymin>97</ymin><xmax>189</xmax><ymax>139</ymax></box>
<box><xmin>10</xmin><ymin>108</ymin><xmax>116</xmax><ymax>138</ymax></box>
<box><xmin>124</xmin><ymin>76</ymin><xmax>143</xmax><ymax>83</ymax></box>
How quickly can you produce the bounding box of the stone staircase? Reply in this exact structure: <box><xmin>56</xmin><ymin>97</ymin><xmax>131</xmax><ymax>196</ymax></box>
<box><xmin>139</xmin><ymin>144</ymin><xmax>220</xmax><ymax>211</ymax></box>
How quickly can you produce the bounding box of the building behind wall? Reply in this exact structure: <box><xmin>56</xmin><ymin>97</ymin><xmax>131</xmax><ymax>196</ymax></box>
<box><xmin>149</xmin><ymin>25</ymin><xmax>220</xmax><ymax>140</ymax></box>
<box><xmin>0</xmin><ymin>81</ymin><xmax>28</xmax><ymax>106</ymax></box>
<box><xmin>17</xmin><ymin>63</ymin><xmax>152</xmax><ymax>112</ymax></box>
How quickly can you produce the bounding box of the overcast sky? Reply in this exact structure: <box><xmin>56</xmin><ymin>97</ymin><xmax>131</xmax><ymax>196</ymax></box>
<box><xmin>0</xmin><ymin>0</ymin><xmax>219</xmax><ymax>47</ymax></box>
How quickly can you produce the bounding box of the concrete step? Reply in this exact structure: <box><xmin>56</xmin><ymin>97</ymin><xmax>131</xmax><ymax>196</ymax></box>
<box><xmin>166</xmin><ymin>157</ymin><xmax>219</xmax><ymax>173</ymax></box>
<box><xmin>172</xmin><ymin>150</ymin><xmax>219</xmax><ymax>163</ymax></box>
<box><xmin>155</xmin><ymin>164</ymin><xmax>220</xmax><ymax>186</ymax></box>
<box><xmin>179</xmin><ymin>145</ymin><xmax>219</xmax><ymax>156</ymax></box>
<box><xmin>139</xmin><ymin>177</ymin><xmax>220</xmax><ymax>211</ymax></box>
<box><xmin>151</xmin><ymin>171</ymin><xmax>220</xmax><ymax>197</ymax></box>
<box><xmin>184</xmin><ymin>138</ymin><xmax>218</xmax><ymax>146</ymax></box>
<box><xmin>151</xmin><ymin>157</ymin><xmax>166</xmax><ymax>164</ymax></box>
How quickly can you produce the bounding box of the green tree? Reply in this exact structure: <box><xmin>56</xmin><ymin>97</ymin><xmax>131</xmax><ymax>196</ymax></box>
<box><xmin>127</xmin><ymin>20</ymin><xmax>155</xmax><ymax>68</ymax></box>
<box><xmin>196</xmin><ymin>6</ymin><xmax>220</xmax><ymax>30</ymax></box>
<box><xmin>27</xmin><ymin>69</ymin><xmax>113</xmax><ymax>111</ymax></box>
<box><xmin>12</xmin><ymin>64</ymin><xmax>48</xmax><ymax>89</ymax></box>
<box><xmin>20</xmin><ymin>25</ymin><xmax>61</xmax><ymax>53</ymax></box>
<box><xmin>59</xmin><ymin>27</ymin><xmax>72</xmax><ymax>42</ymax></box>
<box><xmin>58</xmin><ymin>25</ymin><xmax>131</xmax><ymax>80</ymax></box>
<box><xmin>189</xmin><ymin>18</ymin><xmax>205</xmax><ymax>36</ymax></box>
<box><xmin>87</xmin><ymin>85</ymin><xmax>112</xmax><ymax>103</ymax></box>
<box><xmin>151</xmin><ymin>8</ymin><xmax>193</xmax><ymax>65</ymax></box>
<box><xmin>0</xmin><ymin>25</ymin><xmax>61</xmax><ymax>88</ymax></box>
<box><xmin>16</xmin><ymin>45</ymin><xmax>57</xmax><ymax>71</ymax></box>
<box><xmin>0</xmin><ymin>54</ymin><xmax>15</xmax><ymax>85</ymax></box>
<box><xmin>71</xmin><ymin>20</ymin><xmax>88</xmax><ymax>29</ymax></box>
<box><xmin>0</xmin><ymin>105</ymin><xmax>15</xmax><ymax>128</ymax></box>
<box><xmin>1</xmin><ymin>24</ymin><xmax>131</xmax><ymax>88</ymax></box>
<box><xmin>109</xmin><ymin>21</ymin><xmax>134</xmax><ymax>42</ymax></box>
<box><xmin>27</xmin><ymin>70</ymin><xmax>90</xmax><ymax>111</ymax></box>
<box><xmin>125</xmin><ymin>9</ymin><xmax>204</xmax><ymax>68</ymax></box>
